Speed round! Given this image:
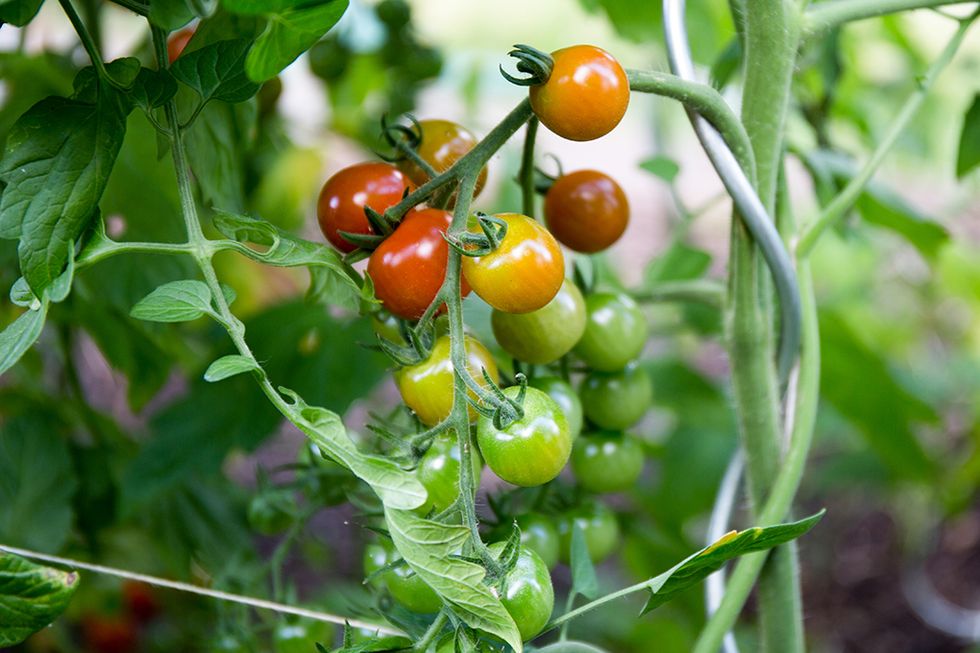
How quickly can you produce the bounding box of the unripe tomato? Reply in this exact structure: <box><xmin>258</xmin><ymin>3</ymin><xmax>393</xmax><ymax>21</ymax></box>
<box><xmin>363</xmin><ymin>540</ymin><xmax>441</xmax><ymax>613</ymax></box>
<box><xmin>462</xmin><ymin>213</ymin><xmax>565</xmax><ymax>314</ymax></box>
<box><xmin>490</xmin><ymin>513</ymin><xmax>561</xmax><ymax>570</ymax></box>
<box><xmin>398</xmin><ymin>119</ymin><xmax>488</xmax><ymax>200</ymax></box>
<box><xmin>491</xmin><ymin>278</ymin><xmax>585</xmax><ymax>364</ymax></box>
<box><xmin>530</xmin><ymin>45</ymin><xmax>629</xmax><ymax>141</ymax></box>
<box><xmin>167</xmin><ymin>26</ymin><xmax>195</xmax><ymax>63</ymax></box>
<box><xmin>416</xmin><ymin>433</ymin><xmax>481</xmax><ymax>515</ymax></box>
<box><xmin>571</xmin><ymin>430</ymin><xmax>644</xmax><ymax>493</ymax></box>
<box><xmin>316</xmin><ymin>162</ymin><xmax>414</xmax><ymax>253</ymax></box>
<box><xmin>544</xmin><ymin>170</ymin><xmax>629</xmax><ymax>253</ymax></box>
<box><xmin>395</xmin><ymin>335</ymin><xmax>499</xmax><ymax>425</ymax></box>
<box><xmin>557</xmin><ymin>502</ymin><xmax>620</xmax><ymax>563</ymax></box>
<box><xmin>371</xmin><ymin>309</ymin><xmax>405</xmax><ymax>345</ymax></box>
<box><xmin>580</xmin><ymin>363</ymin><xmax>652</xmax><ymax>430</ymax></box>
<box><xmin>476</xmin><ymin>387</ymin><xmax>571</xmax><ymax>487</ymax></box>
<box><xmin>529</xmin><ymin>376</ymin><xmax>583</xmax><ymax>439</ymax></box>
<box><xmin>574</xmin><ymin>293</ymin><xmax>647</xmax><ymax>371</ymax></box>
<box><xmin>487</xmin><ymin>542</ymin><xmax>554</xmax><ymax>641</ymax></box>
<box><xmin>367</xmin><ymin>209</ymin><xmax>471</xmax><ymax>320</ymax></box>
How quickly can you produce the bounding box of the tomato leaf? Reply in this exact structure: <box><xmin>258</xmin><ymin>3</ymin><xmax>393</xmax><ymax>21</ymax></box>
<box><xmin>0</xmin><ymin>0</ymin><xmax>44</xmax><ymax>26</ymax></box>
<box><xmin>384</xmin><ymin>508</ymin><xmax>524</xmax><ymax>652</ymax></box>
<box><xmin>171</xmin><ymin>39</ymin><xmax>260</xmax><ymax>104</ymax></box>
<box><xmin>568</xmin><ymin>524</ymin><xmax>599</xmax><ymax>600</ymax></box>
<box><xmin>245</xmin><ymin>0</ymin><xmax>349</xmax><ymax>83</ymax></box>
<box><xmin>644</xmin><ymin>241</ymin><xmax>712</xmax><ymax>284</ymax></box>
<box><xmin>130</xmin><ymin>68</ymin><xmax>178</xmax><ymax>112</ymax></box>
<box><xmin>184</xmin><ymin>99</ymin><xmax>255</xmax><ymax>210</ymax></box>
<box><xmin>147</xmin><ymin>0</ymin><xmax>197</xmax><ymax>30</ymax></box>
<box><xmin>639</xmin><ymin>155</ymin><xmax>680</xmax><ymax>183</ymax></box>
<box><xmin>130</xmin><ymin>279</ymin><xmax>216</xmax><ymax>323</ymax></box>
<box><xmin>0</xmin><ymin>301</ymin><xmax>47</xmax><ymax>377</ymax></box>
<box><xmin>204</xmin><ymin>354</ymin><xmax>260</xmax><ymax>382</ymax></box>
<box><xmin>222</xmin><ymin>0</ymin><xmax>307</xmax><ymax>13</ymax></box>
<box><xmin>0</xmin><ymin>552</ymin><xmax>79</xmax><ymax>647</ymax></box>
<box><xmin>639</xmin><ymin>511</ymin><xmax>824</xmax><ymax>614</ymax></box>
<box><xmin>956</xmin><ymin>94</ymin><xmax>980</xmax><ymax>178</ymax></box>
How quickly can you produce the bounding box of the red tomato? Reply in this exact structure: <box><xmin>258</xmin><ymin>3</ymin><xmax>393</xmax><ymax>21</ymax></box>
<box><xmin>122</xmin><ymin>581</ymin><xmax>159</xmax><ymax>624</ymax></box>
<box><xmin>82</xmin><ymin>615</ymin><xmax>138</xmax><ymax>653</ymax></box>
<box><xmin>167</xmin><ymin>26</ymin><xmax>195</xmax><ymax>63</ymax></box>
<box><xmin>544</xmin><ymin>170</ymin><xmax>629</xmax><ymax>253</ymax></box>
<box><xmin>367</xmin><ymin>209</ymin><xmax>471</xmax><ymax>320</ymax></box>
<box><xmin>316</xmin><ymin>162</ymin><xmax>415</xmax><ymax>253</ymax></box>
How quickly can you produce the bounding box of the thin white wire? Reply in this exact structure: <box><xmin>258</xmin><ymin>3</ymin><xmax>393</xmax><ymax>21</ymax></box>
<box><xmin>0</xmin><ymin>544</ymin><xmax>404</xmax><ymax>637</ymax></box>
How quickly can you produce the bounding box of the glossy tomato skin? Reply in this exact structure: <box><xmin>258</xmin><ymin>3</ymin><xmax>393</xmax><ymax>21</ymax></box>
<box><xmin>530</xmin><ymin>45</ymin><xmax>629</xmax><ymax>141</ymax></box>
<box><xmin>396</xmin><ymin>335</ymin><xmax>499</xmax><ymax>425</ymax></box>
<box><xmin>363</xmin><ymin>540</ymin><xmax>441</xmax><ymax>613</ymax></box>
<box><xmin>571</xmin><ymin>430</ymin><xmax>644</xmax><ymax>493</ymax></box>
<box><xmin>476</xmin><ymin>387</ymin><xmax>571</xmax><ymax>487</ymax></box>
<box><xmin>487</xmin><ymin>542</ymin><xmax>555</xmax><ymax>641</ymax></box>
<box><xmin>490</xmin><ymin>513</ymin><xmax>561</xmax><ymax>570</ymax></box>
<box><xmin>574</xmin><ymin>293</ymin><xmax>647</xmax><ymax>371</ymax></box>
<box><xmin>316</xmin><ymin>162</ymin><xmax>414</xmax><ymax>253</ymax></box>
<box><xmin>529</xmin><ymin>376</ymin><xmax>583</xmax><ymax>439</ymax></box>
<box><xmin>462</xmin><ymin>213</ymin><xmax>565</xmax><ymax>314</ymax></box>
<box><xmin>557</xmin><ymin>502</ymin><xmax>620</xmax><ymax>563</ymax></box>
<box><xmin>580</xmin><ymin>363</ymin><xmax>652</xmax><ymax>430</ymax></box>
<box><xmin>399</xmin><ymin>119</ymin><xmax>488</xmax><ymax>199</ymax></box>
<box><xmin>491</xmin><ymin>278</ymin><xmax>585</xmax><ymax>364</ymax></box>
<box><xmin>167</xmin><ymin>26</ymin><xmax>195</xmax><ymax>63</ymax></box>
<box><xmin>544</xmin><ymin>170</ymin><xmax>629</xmax><ymax>253</ymax></box>
<box><xmin>416</xmin><ymin>433</ymin><xmax>481</xmax><ymax>515</ymax></box>
<box><xmin>368</xmin><ymin>209</ymin><xmax>470</xmax><ymax>320</ymax></box>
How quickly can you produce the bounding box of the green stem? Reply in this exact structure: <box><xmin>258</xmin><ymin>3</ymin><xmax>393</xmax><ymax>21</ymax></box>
<box><xmin>628</xmin><ymin>69</ymin><xmax>756</xmax><ymax>181</ymax></box>
<box><xmin>520</xmin><ymin>117</ymin><xmax>539</xmax><ymax>218</ymax></box>
<box><xmin>76</xmin><ymin>240</ymin><xmax>195</xmax><ymax>269</ymax></box>
<box><xmin>58</xmin><ymin>0</ymin><xmax>112</xmax><ymax>83</ymax></box>
<box><xmin>108</xmin><ymin>0</ymin><xmax>149</xmax><ymax>15</ymax></box>
<box><xmin>796</xmin><ymin>13</ymin><xmax>977</xmax><ymax>257</ymax></box>
<box><xmin>414</xmin><ymin>611</ymin><xmax>448</xmax><ymax>651</ymax></box>
<box><xmin>631</xmin><ymin>279</ymin><xmax>726</xmax><ymax>308</ymax></box>
<box><xmin>803</xmin><ymin>0</ymin><xmax>969</xmax><ymax>35</ymax></box>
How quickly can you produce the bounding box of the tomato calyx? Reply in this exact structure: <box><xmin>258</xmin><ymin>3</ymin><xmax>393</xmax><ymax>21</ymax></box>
<box><xmin>501</xmin><ymin>43</ymin><xmax>554</xmax><ymax>87</ymax></box>
<box><xmin>375</xmin><ymin>314</ymin><xmax>436</xmax><ymax>367</ymax></box>
<box><xmin>446</xmin><ymin>212</ymin><xmax>508</xmax><ymax>257</ymax></box>
<box><xmin>468</xmin><ymin>371</ymin><xmax>527</xmax><ymax>431</ymax></box>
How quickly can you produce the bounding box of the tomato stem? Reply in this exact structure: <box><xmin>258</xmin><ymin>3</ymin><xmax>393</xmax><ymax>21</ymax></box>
<box><xmin>803</xmin><ymin>0</ymin><xmax>968</xmax><ymax>35</ymax></box>
<box><xmin>520</xmin><ymin>117</ymin><xmax>539</xmax><ymax>218</ymax></box>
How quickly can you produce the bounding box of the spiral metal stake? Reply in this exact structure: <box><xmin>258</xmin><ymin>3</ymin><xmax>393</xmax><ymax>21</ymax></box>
<box><xmin>662</xmin><ymin>2</ymin><xmax>804</xmax><ymax>652</ymax></box>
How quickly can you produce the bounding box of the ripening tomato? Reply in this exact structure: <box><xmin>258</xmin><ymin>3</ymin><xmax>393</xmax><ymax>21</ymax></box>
<box><xmin>529</xmin><ymin>376</ymin><xmax>583</xmax><ymax>439</ymax></box>
<box><xmin>544</xmin><ymin>170</ymin><xmax>629</xmax><ymax>253</ymax></box>
<box><xmin>476</xmin><ymin>386</ymin><xmax>571</xmax><ymax>487</ymax></box>
<box><xmin>557</xmin><ymin>502</ymin><xmax>620</xmax><ymax>563</ymax></box>
<box><xmin>398</xmin><ymin>119</ymin><xmax>488</xmax><ymax>200</ymax></box>
<box><xmin>316</xmin><ymin>162</ymin><xmax>414</xmax><ymax>253</ymax></box>
<box><xmin>530</xmin><ymin>45</ymin><xmax>629</xmax><ymax>141</ymax></box>
<box><xmin>487</xmin><ymin>542</ymin><xmax>555</xmax><ymax>640</ymax></box>
<box><xmin>368</xmin><ymin>209</ymin><xmax>471</xmax><ymax>320</ymax></box>
<box><xmin>416</xmin><ymin>433</ymin><xmax>481</xmax><ymax>515</ymax></box>
<box><xmin>580</xmin><ymin>363</ymin><xmax>652</xmax><ymax>430</ymax></box>
<box><xmin>363</xmin><ymin>540</ymin><xmax>441</xmax><ymax>613</ymax></box>
<box><xmin>574</xmin><ymin>293</ymin><xmax>647</xmax><ymax>371</ymax></box>
<box><xmin>395</xmin><ymin>335</ymin><xmax>499</xmax><ymax>425</ymax></box>
<box><xmin>571</xmin><ymin>430</ymin><xmax>644</xmax><ymax>493</ymax></box>
<box><xmin>461</xmin><ymin>213</ymin><xmax>565</xmax><ymax>314</ymax></box>
<box><xmin>491</xmin><ymin>278</ymin><xmax>585</xmax><ymax>364</ymax></box>
<box><xmin>167</xmin><ymin>26</ymin><xmax>195</xmax><ymax>63</ymax></box>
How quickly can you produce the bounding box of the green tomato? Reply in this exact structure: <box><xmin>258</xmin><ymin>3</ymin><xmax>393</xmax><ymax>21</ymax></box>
<box><xmin>557</xmin><ymin>502</ymin><xmax>620</xmax><ymax>563</ymax></box>
<box><xmin>489</xmin><ymin>513</ymin><xmax>562</xmax><ymax>570</ymax></box>
<box><xmin>571</xmin><ymin>430</ymin><xmax>644</xmax><ymax>493</ymax></box>
<box><xmin>530</xmin><ymin>375</ymin><xmax>583</xmax><ymax>439</ymax></box>
<box><xmin>580</xmin><ymin>363</ymin><xmax>652</xmax><ymax>430</ymax></box>
<box><xmin>490</xmin><ymin>279</ymin><xmax>586</xmax><ymax>364</ymax></box>
<box><xmin>363</xmin><ymin>540</ymin><xmax>441</xmax><ymax>613</ymax></box>
<box><xmin>416</xmin><ymin>434</ymin><xmax>481</xmax><ymax>515</ymax></box>
<box><xmin>371</xmin><ymin>309</ymin><xmax>406</xmax><ymax>345</ymax></box>
<box><xmin>273</xmin><ymin>621</ymin><xmax>334</xmax><ymax>653</ymax></box>
<box><xmin>573</xmin><ymin>292</ymin><xmax>647</xmax><ymax>371</ymax></box>
<box><xmin>476</xmin><ymin>387</ymin><xmax>571</xmax><ymax>487</ymax></box>
<box><xmin>487</xmin><ymin>542</ymin><xmax>555</xmax><ymax>641</ymax></box>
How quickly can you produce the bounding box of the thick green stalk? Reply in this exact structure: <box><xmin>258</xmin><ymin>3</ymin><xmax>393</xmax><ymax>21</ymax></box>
<box><xmin>732</xmin><ymin>1</ymin><xmax>803</xmax><ymax>651</ymax></box>
<box><xmin>520</xmin><ymin>117</ymin><xmax>539</xmax><ymax>218</ymax></box>
<box><xmin>804</xmin><ymin>0</ymin><xmax>969</xmax><ymax>35</ymax></box>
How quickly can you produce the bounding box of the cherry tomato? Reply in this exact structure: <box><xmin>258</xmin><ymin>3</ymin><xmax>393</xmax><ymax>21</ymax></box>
<box><xmin>476</xmin><ymin>386</ymin><xmax>571</xmax><ymax>487</ymax></box>
<box><xmin>571</xmin><ymin>430</ymin><xmax>644</xmax><ymax>493</ymax></box>
<box><xmin>316</xmin><ymin>162</ymin><xmax>414</xmax><ymax>253</ymax></box>
<box><xmin>529</xmin><ymin>376</ymin><xmax>583</xmax><ymax>439</ymax></box>
<box><xmin>544</xmin><ymin>170</ymin><xmax>629</xmax><ymax>253</ymax></box>
<box><xmin>363</xmin><ymin>540</ymin><xmax>441</xmax><ymax>613</ymax></box>
<box><xmin>487</xmin><ymin>542</ymin><xmax>554</xmax><ymax>640</ymax></box>
<box><xmin>122</xmin><ymin>581</ymin><xmax>159</xmax><ymax>624</ymax></box>
<box><xmin>530</xmin><ymin>45</ymin><xmax>629</xmax><ymax>141</ymax></box>
<box><xmin>557</xmin><ymin>502</ymin><xmax>620</xmax><ymax>563</ymax></box>
<box><xmin>398</xmin><ymin>119</ymin><xmax>488</xmax><ymax>200</ymax></box>
<box><xmin>396</xmin><ymin>335</ymin><xmax>499</xmax><ymax>425</ymax></box>
<box><xmin>81</xmin><ymin>615</ymin><xmax>138</xmax><ymax>653</ymax></box>
<box><xmin>167</xmin><ymin>26</ymin><xmax>195</xmax><ymax>63</ymax></box>
<box><xmin>490</xmin><ymin>513</ymin><xmax>561</xmax><ymax>570</ymax></box>
<box><xmin>574</xmin><ymin>292</ymin><xmax>647</xmax><ymax>371</ymax></box>
<box><xmin>580</xmin><ymin>363</ymin><xmax>652</xmax><ymax>430</ymax></box>
<box><xmin>416</xmin><ymin>433</ymin><xmax>481</xmax><ymax>515</ymax></box>
<box><xmin>371</xmin><ymin>309</ymin><xmax>406</xmax><ymax>345</ymax></box>
<box><xmin>491</xmin><ymin>278</ymin><xmax>585</xmax><ymax>364</ymax></box>
<box><xmin>461</xmin><ymin>213</ymin><xmax>565</xmax><ymax>314</ymax></box>
<box><xmin>367</xmin><ymin>209</ymin><xmax>470</xmax><ymax>320</ymax></box>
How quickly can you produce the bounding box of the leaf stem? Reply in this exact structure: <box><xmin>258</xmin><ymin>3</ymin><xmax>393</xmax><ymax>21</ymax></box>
<box><xmin>630</xmin><ymin>279</ymin><xmax>725</xmax><ymax>307</ymax></box>
<box><xmin>803</xmin><ymin>0</ymin><xmax>970</xmax><ymax>35</ymax></box>
<box><xmin>107</xmin><ymin>0</ymin><xmax>149</xmax><ymax>16</ymax></box>
<box><xmin>414</xmin><ymin>611</ymin><xmax>448</xmax><ymax>651</ymax></box>
<box><xmin>58</xmin><ymin>0</ymin><xmax>113</xmax><ymax>85</ymax></box>
<box><xmin>520</xmin><ymin>117</ymin><xmax>539</xmax><ymax>218</ymax></box>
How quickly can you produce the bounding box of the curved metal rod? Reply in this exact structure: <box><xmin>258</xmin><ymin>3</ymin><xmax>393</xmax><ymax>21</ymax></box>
<box><xmin>662</xmin><ymin>0</ymin><xmax>802</xmax><ymax>384</ymax></box>
<box><xmin>904</xmin><ymin>565</ymin><xmax>980</xmax><ymax>640</ymax></box>
<box><xmin>705</xmin><ymin>451</ymin><xmax>745</xmax><ymax>653</ymax></box>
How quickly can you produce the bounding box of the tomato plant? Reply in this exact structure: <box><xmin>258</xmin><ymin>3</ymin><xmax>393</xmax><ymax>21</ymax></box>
<box><xmin>415</xmin><ymin>433</ymin><xmax>481</xmax><ymax>515</ymax></box>
<box><xmin>544</xmin><ymin>169</ymin><xmax>629</xmax><ymax>253</ymax></box>
<box><xmin>580</xmin><ymin>363</ymin><xmax>653</xmax><ymax>430</ymax></box>
<box><xmin>490</xmin><ymin>278</ymin><xmax>586</xmax><ymax>364</ymax></box>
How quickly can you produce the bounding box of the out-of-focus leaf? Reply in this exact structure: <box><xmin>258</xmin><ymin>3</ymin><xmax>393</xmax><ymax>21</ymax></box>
<box><xmin>0</xmin><ymin>552</ymin><xmax>79</xmax><ymax>647</ymax></box>
<box><xmin>0</xmin><ymin>302</ymin><xmax>47</xmax><ymax>376</ymax></box>
<box><xmin>640</xmin><ymin>156</ymin><xmax>680</xmax><ymax>183</ymax></box>
<box><xmin>569</xmin><ymin>524</ymin><xmax>599</xmax><ymax>600</ymax></box>
<box><xmin>148</xmin><ymin>0</ymin><xmax>195</xmax><ymax>30</ymax></box>
<box><xmin>130</xmin><ymin>68</ymin><xmax>178</xmax><ymax>112</ymax></box>
<box><xmin>252</xmin><ymin>146</ymin><xmax>322</xmax><ymax>232</ymax></box>
<box><xmin>171</xmin><ymin>39</ymin><xmax>260</xmax><ymax>104</ymax></box>
<box><xmin>0</xmin><ymin>52</ymin><xmax>75</xmax><ymax>148</ymax></box>
<box><xmin>536</xmin><ymin>644</ymin><xmax>608</xmax><ymax>653</ymax></box>
<box><xmin>245</xmin><ymin>0</ymin><xmax>349</xmax><ymax>82</ymax></box>
<box><xmin>184</xmin><ymin>99</ymin><xmax>256</xmax><ymax>210</ymax></box>
<box><xmin>640</xmin><ymin>511</ymin><xmax>824</xmax><ymax>614</ymax></box>
<box><xmin>0</xmin><ymin>0</ymin><xmax>44</xmax><ymax>26</ymax></box>
<box><xmin>819</xmin><ymin>309</ymin><xmax>936</xmax><ymax>481</ymax></box>
<box><xmin>956</xmin><ymin>94</ymin><xmax>980</xmax><ymax>178</ymax></box>
<box><xmin>645</xmin><ymin>241</ymin><xmax>712</xmax><ymax>284</ymax></box>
